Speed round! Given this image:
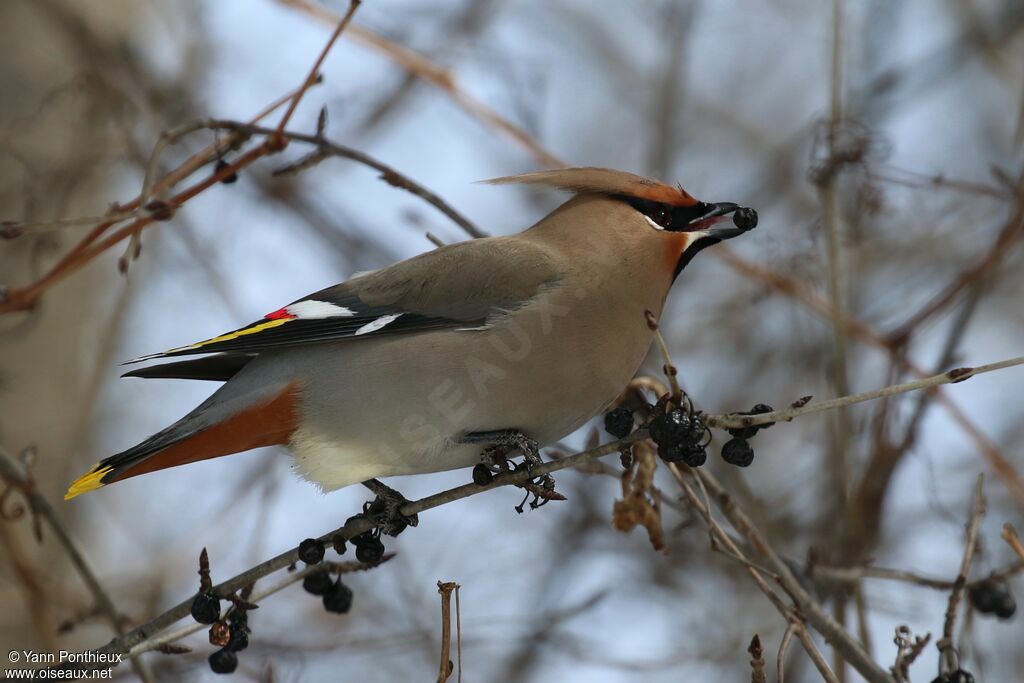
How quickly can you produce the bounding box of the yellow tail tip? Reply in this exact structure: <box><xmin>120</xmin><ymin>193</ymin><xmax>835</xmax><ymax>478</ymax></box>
<box><xmin>64</xmin><ymin>464</ymin><xmax>113</xmax><ymax>500</ymax></box>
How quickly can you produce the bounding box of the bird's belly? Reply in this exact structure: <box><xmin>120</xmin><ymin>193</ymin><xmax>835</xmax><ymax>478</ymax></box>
<box><xmin>285</xmin><ymin>306</ymin><xmax>651</xmax><ymax>489</ymax></box>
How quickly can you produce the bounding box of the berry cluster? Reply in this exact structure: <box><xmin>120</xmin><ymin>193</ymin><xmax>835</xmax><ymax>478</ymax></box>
<box><xmin>648</xmin><ymin>408</ymin><xmax>709</xmax><ymax>467</ymax></box>
<box><xmin>302</xmin><ymin>569</ymin><xmax>354</xmax><ymax>613</ymax></box>
<box><xmin>296</xmin><ymin>529</ymin><xmax>369</xmax><ymax>613</ymax></box>
<box><xmin>932</xmin><ymin>669</ymin><xmax>975</xmax><ymax>683</ymax></box>
<box><xmin>208</xmin><ymin>608</ymin><xmax>251</xmax><ymax>674</ymax></box>
<box><xmin>969</xmin><ymin>579</ymin><xmax>1016</xmax><ymax>620</ymax></box>
<box><xmin>721</xmin><ymin>404</ymin><xmax>774</xmax><ymax>468</ymax></box>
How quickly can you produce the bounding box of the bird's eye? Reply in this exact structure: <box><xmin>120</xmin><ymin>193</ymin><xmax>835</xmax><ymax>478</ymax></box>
<box><xmin>650</xmin><ymin>207</ymin><xmax>672</xmax><ymax>229</ymax></box>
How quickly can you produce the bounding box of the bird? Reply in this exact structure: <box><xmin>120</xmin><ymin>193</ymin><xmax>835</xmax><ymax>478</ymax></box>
<box><xmin>65</xmin><ymin>167</ymin><xmax>757</xmax><ymax>514</ymax></box>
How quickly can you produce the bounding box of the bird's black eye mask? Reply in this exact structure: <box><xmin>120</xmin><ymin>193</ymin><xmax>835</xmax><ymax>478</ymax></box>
<box><xmin>614</xmin><ymin>194</ymin><xmax>758</xmax><ymax>279</ymax></box>
<box><xmin>615</xmin><ymin>195</ymin><xmax>758</xmax><ymax>233</ymax></box>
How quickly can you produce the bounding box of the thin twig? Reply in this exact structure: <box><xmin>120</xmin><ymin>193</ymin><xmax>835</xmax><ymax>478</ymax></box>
<box><xmin>668</xmin><ymin>464</ymin><xmax>840</xmax><ymax>682</ymax></box>
<box><xmin>937</xmin><ymin>475</ymin><xmax>986</xmax><ymax>673</ymax></box>
<box><xmin>673</xmin><ymin>464</ymin><xmax>892</xmax><ymax>683</ymax></box>
<box><xmin>706</xmin><ymin>354</ymin><xmax>1024</xmax><ymax>430</ymax></box>
<box><xmin>1003</xmin><ymin>523</ymin><xmax>1024</xmax><ymax>562</ymax></box>
<box><xmin>274</xmin><ymin>0</ymin><xmax>362</xmax><ymax>140</ymax></box>
<box><xmin>0</xmin><ymin>447</ymin><xmax>156</xmax><ymax>683</ymax></box>
<box><xmin>812</xmin><ymin>561</ymin><xmax>1024</xmax><ymax>591</ymax></box>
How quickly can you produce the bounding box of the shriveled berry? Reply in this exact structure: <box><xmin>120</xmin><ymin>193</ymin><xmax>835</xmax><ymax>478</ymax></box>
<box><xmin>603</xmin><ymin>407</ymin><xmax>634</xmax><ymax>439</ymax></box>
<box><xmin>303</xmin><ymin>570</ymin><xmax>335</xmax><ymax>596</ymax></box>
<box><xmin>190</xmin><ymin>592</ymin><xmax>221</xmax><ymax>624</ymax></box>
<box><xmin>930</xmin><ymin>675</ymin><xmax>950</xmax><ymax>683</ymax></box>
<box><xmin>331</xmin><ymin>533</ymin><xmax>347</xmax><ymax>555</ymax></box>
<box><xmin>728</xmin><ymin>404</ymin><xmax>774</xmax><ymax>439</ymax></box>
<box><xmin>354</xmin><ymin>535</ymin><xmax>385</xmax><ymax>564</ymax></box>
<box><xmin>298</xmin><ymin>538</ymin><xmax>325</xmax><ymax>565</ymax></box>
<box><xmin>322</xmin><ymin>579</ymin><xmax>354</xmax><ymax>614</ymax></box>
<box><xmin>722</xmin><ymin>438</ymin><xmax>755</xmax><ymax>467</ymax></box>
<box><xmin>649</xmin><ymin>410</ymin><xmax>690</xmax><ymax>447</ymax></box>
<box><xmin>733</xmin><ymin>207</ymin><xmax>758</xmax><ymax>230</ymax></box>
<box><xmin>681</xmin><ymin>444</ymin><xmax>707</xmax><ymax>467</ymax></box>
<box><xmin>472</xmin><ymin>463</ymin><xmax>493</xmax><ymax>486</ymax></box>
<box><xmin>948</xmin><ymin>670</ymin><xmax>975</xmax><ymax>683</ymax></box>
<box><xmin>208</xmin><ymin>648</ymin><xmax>238</xmax><ymax>674</ymax></box>
<box><xmin>226</xmin><ymin>624</ymin><xmax>249</xmax><ymax>652</ymax></box>
<box><xmin>658</xmin><ymin>444</ymin><xmax>686</xmax><ymax>463</ymax></box>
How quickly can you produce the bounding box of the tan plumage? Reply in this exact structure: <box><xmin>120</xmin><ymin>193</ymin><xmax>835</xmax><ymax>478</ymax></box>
<box><xmin>66</xmin><ymin>168</ymin><xmax>756</xmax><ymax>498</ymax></box>
<box><xmin>484</xmin><ymin>166</ymin><xmax>699</xmax><ymax>207</ymax></box>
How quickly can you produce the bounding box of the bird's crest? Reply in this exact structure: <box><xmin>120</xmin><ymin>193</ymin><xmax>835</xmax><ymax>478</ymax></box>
<box><xmin>482</xmin><ymin>167</ymin><xmax>699</xmax><ymax>207</ymax></box>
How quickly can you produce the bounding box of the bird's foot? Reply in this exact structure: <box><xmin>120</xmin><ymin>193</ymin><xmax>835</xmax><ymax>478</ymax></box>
<box><xmin>460</xmin><ymin>430</ymin><xmax>561</xmax><ymax>511</ymax></box>
<box><xmin>361</xmin><ymin>479</ymin><xmax>418</xmax><ymax>537</ymax></box>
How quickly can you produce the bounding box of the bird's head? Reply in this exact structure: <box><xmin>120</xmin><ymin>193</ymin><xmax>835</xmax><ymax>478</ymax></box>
<box><xmin>484</xmin><ymin>167</ymin><xmax>757</xmax><ymax>279</ymax></box>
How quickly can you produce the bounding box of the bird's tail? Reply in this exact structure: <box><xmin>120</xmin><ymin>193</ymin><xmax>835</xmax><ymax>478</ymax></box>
<box><xmin>65</xmin><ymin>382</ymin><xmax>300</xmax><ymax>499</ymax></box>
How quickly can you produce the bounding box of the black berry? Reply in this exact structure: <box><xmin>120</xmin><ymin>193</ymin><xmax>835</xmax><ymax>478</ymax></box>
<box><xmin>721</xmin><ymin>438</ymin><xmax>755</xmax><ymax>467</ymax></box>
<box><xmin>354</xmin><ymin>535</ymin><xmax>385</xmax><ymax>564</ymax></box>
<box><xmin>657</xmin><ymin>443</ymin><xmax>706</xmax><ymax>467</ymax></box>
<box><xmin>995</xmin><ymin>591</ymin><xmax>1016</xmax><ymax>620</ymax></box>
<box><xmin>322</xmin><ymin>579</ymin><xmax>354</xmax><ymax>614</ymax></box>
<box><xmin>658</xmin><ymin>444</ymin><xmax>686</xmax><ymax>463</ymax></box>
<box><xmin>215</xmin><ymin>159</ymin><xmax>238</xmax><ymax>184</ymax></box>
<box><xmin>971</xmin><ymin>579</ymin><xmax>1015</xmax><ymax>619</ymax></box>
<box><xmin>190</xmin><ymin>592</ymin><xmax>221</xmax><ymax>624</ymax></box>
<box><xmin>728</xmin><ymin>404</ymin><xmax>774</xmax><ymax>439</ymax></box>
<box><xmin>930</xmin><ymin>676</ymin><xmax>950</xmax><ymax>683</ymax></box>
<box><xmin>970</xmin><ymin>581</ymin><xmax>1000</xmax><ymax>613</ymax></box>
<box><xmin>298</xmin><ymin>538</ymin><xmax>325</xmax><ymax>565</ymax></box>
<box><xmin>681</xmin><ymin>444</ymin><xmax>707</xmax><ymax>467</ymax></box>
<box><xmin>303</xmin><ymin>570</ymin><xmax>335</xmax><ymax>596</ymax></box>
<box><xmin>649</xmin><ymin>410</ymin><xmax>690</xmax><ymax>447</ymax></box>
<box><xmin>226</xmin><ymin>625</ymin><xmax>249</xmax><ymax>652</ymax></box>
<box><xmin>472</xmin><ymin>463</ymin><xmax>493</xmax><ymax>486</ymax></box>
<box><xmin>603</xmin><ymin>407</ymin><xmax>634</xmax><ymax>439</ymax></box>
<box><xmin>208</xmin><ymin>648</ymin><xmax>237</xmax><ymax>674</ymax></box>
<box><xmin>331</xmin><ymin>533</ymin><xmax>347</xmax><ymax>555</ymax></box>
<box><xmin>733</xmin><ymin>207</ymin><xmax>758</xmax><ymax>230</ymax></box>
<box><xmin>948</xmin><ymin>670</ymin><xmax>975</xmax><ymax>683</ymax></box>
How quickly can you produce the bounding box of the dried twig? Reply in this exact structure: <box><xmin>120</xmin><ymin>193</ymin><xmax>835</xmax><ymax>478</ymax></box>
<box><xmin>707</xmin><ymin>355</ymin><xmax>1024</xmax><ymax>430</ymax></box>
<box><xmin>1003</xmin><ymin>523</ymin><xmax>1024</xmax><ymax>562</ymax></box>
<box><xmin>436</xmin><ymin>581</ymin><xmax>460</xmax><ymax>683</ymax></box>
<box><xmin>937</xmin><ymin>475</ymin><xmax>986</xmax><ymax>673</ymax></box>
<box><xmin>0</xmin><ymin>447</ymin><xmax>155</xmax><ymax>682</ymax></box>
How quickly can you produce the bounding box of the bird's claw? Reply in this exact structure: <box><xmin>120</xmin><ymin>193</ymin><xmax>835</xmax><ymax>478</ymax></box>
<box><xmin>461</xmin><ymin>429</ymin><xmax>561</xmax><ymax>510</ymax></box>
<box><xmin>362</xmin><ymin>479</ymin><xmax>418</xmax><ymax>537</ymax></box>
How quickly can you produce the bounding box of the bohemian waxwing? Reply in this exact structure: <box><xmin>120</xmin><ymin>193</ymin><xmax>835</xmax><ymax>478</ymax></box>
<box><xmin>65</xmin><ymin>167</ymin><xmax>757</xmax><ymax>506</ymax></box>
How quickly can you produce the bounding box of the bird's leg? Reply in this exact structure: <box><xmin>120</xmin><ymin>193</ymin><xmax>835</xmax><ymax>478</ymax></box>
<box><xmin>361</xmin><ymin>478</ymin><xmax>418</xmax><ymax>537</ymax></box>
<box><xmin>460</xmin><ymin>429</ymin><xmax>555</xmax><ymax>493</ymax></box>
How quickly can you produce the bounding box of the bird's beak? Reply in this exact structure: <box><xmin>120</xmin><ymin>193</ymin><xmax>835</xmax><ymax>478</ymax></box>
<box><xmin>687</xmin><ymin>202</ymin><xmax>758</xmax><ymax>240</ymax></box>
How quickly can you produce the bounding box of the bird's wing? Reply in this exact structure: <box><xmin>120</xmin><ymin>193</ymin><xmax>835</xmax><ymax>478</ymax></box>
<box><xmin>126</xmin><ymin>237</ymin><xmax>559</xmax><ymax>363</ymax></box>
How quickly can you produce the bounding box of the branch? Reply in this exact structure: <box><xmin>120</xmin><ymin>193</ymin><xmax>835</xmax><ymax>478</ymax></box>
<box><xmin>56</xmin><ymin>346</ymin><xmax>1024</xmax><ymax>675</ymax></box>
<box><xmin>706</xmin><ymin>355</ymin><xmax>1024</xmax><ymax>430</ymax></box>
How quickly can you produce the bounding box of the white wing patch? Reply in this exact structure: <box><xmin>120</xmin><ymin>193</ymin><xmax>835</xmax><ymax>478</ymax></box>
<box><xmin>355</xmin><ymin>313</ymin><xmax>403</xmax><ymax>336</ymax></box>
<box><xmin>286</xmin><ymin>300</ymin><xmax>356</xmax><ymax>319</ymax></box>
